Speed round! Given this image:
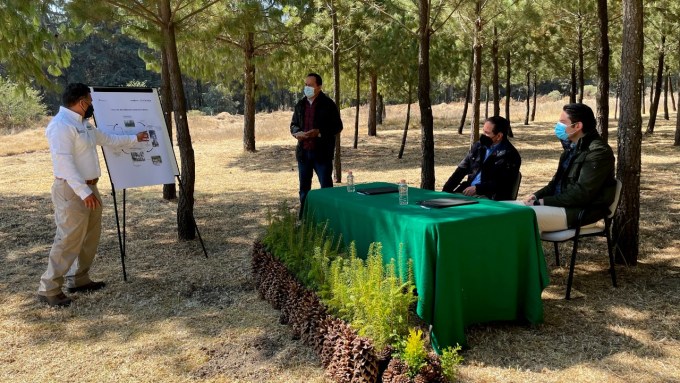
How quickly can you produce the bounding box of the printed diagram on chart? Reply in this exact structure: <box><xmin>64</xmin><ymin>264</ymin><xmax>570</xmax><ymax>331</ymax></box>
<box><xmin>106</xmin><ymin>119</ymin><xmax>162</xmax><ymax>167</ymax></box>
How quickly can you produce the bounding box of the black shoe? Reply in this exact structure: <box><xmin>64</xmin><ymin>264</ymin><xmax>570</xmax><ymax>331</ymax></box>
<box><xmin>66</xmin><ymin>281</ymin><xmax>106</xmax><ymax>294</ymax></box>
<box><xmin>38</xmin><ymin>293</ymin><xmax>72</xmax><ymax>307</ymax></box>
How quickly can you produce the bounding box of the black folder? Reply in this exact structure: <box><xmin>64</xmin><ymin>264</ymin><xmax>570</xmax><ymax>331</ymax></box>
<box><xmin>417</xmin><ymin>198</ymin><xmax>479</xmax><ymax>209</ymax></box>
<box><xmin>356</xmin><ymin>186</ymin><xmax>399</xmax><ymax>195</ymax></box>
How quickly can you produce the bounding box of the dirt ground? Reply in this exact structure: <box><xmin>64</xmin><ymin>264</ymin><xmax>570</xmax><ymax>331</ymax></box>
<box><xmin>0</xmin><ymin>98</ymin><xmax>678</xmax><ymax>383</ymax></box>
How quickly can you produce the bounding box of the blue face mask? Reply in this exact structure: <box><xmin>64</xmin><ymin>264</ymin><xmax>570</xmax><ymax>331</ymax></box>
<box><xmin>554</xmin><ymin>122</ymin><xmax>570</xmax><ymax>141</ymax></box>
<box><xmin>304</xmin><ymin>86</ymin><xmax>315</xmax><ymax>98</ymax></box>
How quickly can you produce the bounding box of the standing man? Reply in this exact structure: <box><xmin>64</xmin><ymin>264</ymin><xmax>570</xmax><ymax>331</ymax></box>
<box><xmin>442</xmin><ymin>116</ymin><xmax>521</xmax><ymax>200</ymax></box>
<box><xmin>38</xmin><ymin>83</ymin><xmax>149</xmax><ymax>307</ymax></box>
<box><xmin>290</xmin><ymin>73</ymin><xmax>343</xmax><ymax>218</ymax></box>
<box><xmin>521</xmin><ymin>103</ymin><xmax>616</xmax><ymax>232</ymax></box>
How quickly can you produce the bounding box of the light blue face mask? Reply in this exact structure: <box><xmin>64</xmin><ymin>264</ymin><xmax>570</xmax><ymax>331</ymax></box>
<box><xmin>304</xmin><ymin>86</ymin><xmax>315</xmax><ymax>98</ymax></box>
<box><xmin>554</xmin><ymin>122</ymin><xmax>570</xmax><ymax>141</ymax></box>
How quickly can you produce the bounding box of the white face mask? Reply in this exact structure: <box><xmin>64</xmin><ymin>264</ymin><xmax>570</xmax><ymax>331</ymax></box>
<box><xmin>304</xmin><ymin>86</ymin><xmax>315</xmax><ymax>98</ymax></box>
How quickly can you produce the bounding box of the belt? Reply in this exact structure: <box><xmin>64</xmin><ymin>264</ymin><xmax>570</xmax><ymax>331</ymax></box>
<box><xmin>55</xmin><ymin>177</ymin><xmax>99</xmax><ymax>185</ymax></box>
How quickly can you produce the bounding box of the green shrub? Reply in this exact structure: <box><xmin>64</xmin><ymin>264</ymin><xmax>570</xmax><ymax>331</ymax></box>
<box><xmin>325</xmin><ymin>242</ymin><xmax>416</xmax><ymax>350</ymax></box>
<box><xmin>186</xmin><ymin>109</ymin><xmax>206</xmax><ymax>116</ymax></box>
<box><xmin>583</xmin><ymin>84</ymin><xmax>597</xmax><ymax>98</ymax></box>
<box><xmin>441</xmin><ymin>344</ymin><xmax>464</xmax><ymax>381</ymax></box>
<box><xmin>399</xmin><ymin>328</ymin><xmax>428</xmax><ymax>377</ymax></box>
<box><xmin>0</xmin><ymin>78</ymin><xmax>47</xmax><ymax>133</ymax></box>
<box><xmin>125</xmin><ymin>80</ymin><xmax>148</xmax><ymax>87</ymax></box>
<box><xmin>262</xmin><ymin>203</ymin><xmax>417</xmax><ymax>350</ymax></box>
<box><xmin>546</xmin><ymin>90</ymin><xmax>562</xmax><ymax>101</ymax></box>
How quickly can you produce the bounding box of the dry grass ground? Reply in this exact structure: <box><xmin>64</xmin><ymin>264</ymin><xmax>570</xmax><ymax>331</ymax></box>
<box><xmin>1</xmin><ymin>97</ymin><xmax>678</xmax><ymax>383</ymax></box>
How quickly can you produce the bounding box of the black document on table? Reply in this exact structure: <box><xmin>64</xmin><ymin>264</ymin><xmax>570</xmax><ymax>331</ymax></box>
<box><xmin>356</xmin><ymin>186</ymin><xmax>399</xmax><ymax>195</ymax></box>
<box><xmin>417</xmin><ymin>198</ymin><xmax>479</xmax><ymax>209</ymax></box>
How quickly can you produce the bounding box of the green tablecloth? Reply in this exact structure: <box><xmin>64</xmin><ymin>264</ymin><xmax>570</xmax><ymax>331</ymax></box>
<box><xmin>305</xmin><ymin>182</ymin><xmax>549</xmax><ymax>349</ymax></box>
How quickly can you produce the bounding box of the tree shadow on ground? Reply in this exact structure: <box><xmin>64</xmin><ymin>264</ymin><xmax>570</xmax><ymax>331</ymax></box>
<box><xmin>0</xmin><ymin>191</ymin><xmax>320</xmax><ymax>381</ymax></box>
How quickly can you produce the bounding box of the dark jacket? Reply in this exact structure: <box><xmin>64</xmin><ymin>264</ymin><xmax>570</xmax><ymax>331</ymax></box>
<box><xmin>534</xmin><ymin>131</ymin><xmax>616</xmax><ymax>228</ymax></box>
<box><xmin>290</xmin><ymin>92</ymin><xmax>343</xmax><ymax>161</ymax></box>
<box><xmin>442</xmin><ymin>139</ymin><xmax>521</xmax><ymax>201</ymax></box>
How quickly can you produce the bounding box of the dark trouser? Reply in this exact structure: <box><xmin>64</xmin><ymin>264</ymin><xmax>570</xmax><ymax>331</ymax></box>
<box><xmin>298</xmin><ymin>150</ymin><xmax>333</xmax><ymax>219</ymax></box>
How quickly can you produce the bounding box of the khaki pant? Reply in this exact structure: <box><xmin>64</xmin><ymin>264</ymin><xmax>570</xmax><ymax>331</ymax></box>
<box><xmin>502</xmin><ymin>200</ymin><xmax>568</xmax><ymax>233</ymax></box>
<box><xmin>38</xmin><ymin>179</ymin><xmax>102</xmax><ymax>296</ymax></box>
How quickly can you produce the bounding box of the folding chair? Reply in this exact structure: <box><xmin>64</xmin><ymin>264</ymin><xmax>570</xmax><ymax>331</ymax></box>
<box><xmin>540</xmin><ymin>179</ymin><xmax>622</xmax><ymax>299</ymax></box>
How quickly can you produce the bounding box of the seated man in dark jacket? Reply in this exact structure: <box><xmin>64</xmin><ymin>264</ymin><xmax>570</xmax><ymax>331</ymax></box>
<box><xmin>521</xmin><ymin>103</ymin><xmax>616</xmax><ymax>232</ymax></box>
<box><xmin>442</xmin><ymin>116</ymin><xmax>521</xmax><ymax>201</ymax></box>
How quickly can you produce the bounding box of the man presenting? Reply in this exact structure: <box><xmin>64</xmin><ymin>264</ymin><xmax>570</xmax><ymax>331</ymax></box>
<box><xmin>290</xmin><ymin>73</ymin><xmax>343</xmax><ymax>218</ymax></box>
<box><xmin>442</xmin><ymin>116</ymin><xmax>521</xmax><ymax>200</ymax></box>
<box><xmin>38</xmin><ymin>83</ymin><xmax>148</xmax><ymax>307</ymax></box>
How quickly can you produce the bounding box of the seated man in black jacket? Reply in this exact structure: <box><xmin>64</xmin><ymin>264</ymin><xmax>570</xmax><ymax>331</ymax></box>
<box><xmin>521</xmin><ymin>103</ymin><xmax>616</xmax><ymax>232</ymax></box>
<box><xmin>442</xmin><ymin>116</ymin><xmax>521</xmax><ymax>200</ymax></box>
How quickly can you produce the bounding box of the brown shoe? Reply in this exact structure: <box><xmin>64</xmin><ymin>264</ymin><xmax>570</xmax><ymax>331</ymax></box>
<box><xmin>38</xmin><ymin>293</ymin><xmax>72</xmax><ymax>307</ymax></box>
<box><xmin>66</xmin><ymin>281</ymin><xmax>106</xmax><ymax>294</ymax></box>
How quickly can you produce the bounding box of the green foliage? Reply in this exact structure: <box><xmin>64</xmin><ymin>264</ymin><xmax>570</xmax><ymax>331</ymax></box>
<box><xmin>126</xmin><ymin>80</ymin><xmax>148</xmax><ymax>87</ymax></box>
<box><xmin>546</xmin><ymin>90</ymin><xmax>563</xmax><ymax>101</ymax></box>
<box><xmin>0</xmin><ymin>78</ymin><xmax>47</xmax><ymax>133</ymax></box>
<box><xmin>326</xmin><ymin>243</ymin><xmax>416</xmax><ymax>350</ymax></box>
<box><xmin>399</xmin><ymin>328</ymin><xmax>428</xmax><ymax>378</ymax></box>
<box><xmin>186</xmin><ymin>110</ymin><xmax>206</xmax><ymax>117</ymax></box>
<box><xmin>262</xmin><ymin>202</ymin><xmax>417</xmax><ymax>350</ymax></box>
<box><xmin>582</xmin><ymin>85</ymin><xmax>598</xmax><ymax>98</ymax></box>
<box><xmin>440</xmin><ymin>344</ymin><xmax>464</xmax><ymax>382</ymax></box>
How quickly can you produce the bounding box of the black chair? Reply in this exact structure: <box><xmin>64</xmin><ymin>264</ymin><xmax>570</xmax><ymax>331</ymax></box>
<box><xmin>540</xmin><ymin>179</ymin><xmax>622</xmax><ymax>299</ymax></box>
<box><xmin>510</xmin><ymin>172</ymin><xmax>522</xmax><ymax>200</ymax></box>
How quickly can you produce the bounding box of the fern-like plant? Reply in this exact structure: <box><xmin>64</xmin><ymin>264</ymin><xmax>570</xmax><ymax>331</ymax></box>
<box><xmin>399</xmin><ymin>328</ymin><xmax>428</xmax><ymax>378</ymax></box>
<box><xmin>440</xmin><ymin>344</ymin><xmax>464</xmax><ymax>382</ymax></box>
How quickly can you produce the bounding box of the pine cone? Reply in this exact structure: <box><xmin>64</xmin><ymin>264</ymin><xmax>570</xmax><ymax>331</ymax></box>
<box><xmin>350</xmin><ymin>336</ymin><xmax>379</xmax><ymax>383</ymax></box>
<box><xmin>376</xmin><ymin>345</ymin><xmax>395</xmax><ymax>380</ymax></box>
<box><xmin>327</xmin><ymin>324</ymin><xmax>356</xmax><ymax>383</ymax></box>
<box><xmin>320</xmin><ymin>317</ymin><xmax>344</xmax><ymax>367</ymax></box>
<box><xmin>381</xmin><ymin>358</ymin><xmax>410</xmax><ymax>383</ymax></box>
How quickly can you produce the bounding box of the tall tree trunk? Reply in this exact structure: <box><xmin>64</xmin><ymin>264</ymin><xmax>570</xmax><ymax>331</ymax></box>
<box><xmin>458</xmin><ymin>49</ymin><xmax>473</xmax><ymax>134</ymax></box>
<box><xmin>160</xmin><ymin>46</ymin><xmax>177</xmax><ymax>200</ymax></box>
<box><xmin>677</xmin><ymin>40</ymin><xmax>680</xmax><ymax>145</ymax></box>
<box><xmin>331</xmin><ymin>0</ymin><xmax>342</xmax><ymax>182</ymax></box>
<box><xmin>596</xmin><ymin>0</ymin><xmax>610</xmax><ymax>141</ymax></box>
<box><xmin>646</xmin><ymin>35</ymin><xmax>665</xmax><ymax>134</ymax></box>
<box><xmin>663</xmin><ymin>67</ymin><xmax>669</xmax><ymax>120</ymax></box>
<box><xmin>524</xmin><ymin>63</ymin><xmax>530</xmax><ymax>125</ymax></box>
<box><xmin>531</xmin><ymin>72</ymin><xmax>537</xmax><ymax>122</ymax></box>
<box><xmin>160</xmin><ymin>0</ymin><xmax>195</xmax><ymax>240</ymax></box>
<box><xmin>485</xmin><ymin>84</ymin><xmax>489</xmax><ymax>120</ymax></box>
<box><xmin>353</xmin><ymin>48</ymin><xmax>360</xmax><ymax>149</ymax></box>
<box><xmin>368</xmin><ymin>71</ymin><xmax>377</xmax><ymax>136</ymax></box>
<box><xmin>492</xmin><ymin>25</ymin><xmax>500</xmax><ymax>116</ymax></box>
<box><xmin>196</xmin><ymin>79</ymin><xmax>203</xmax><ymax>109</ymax></box>
<box><xmin>614</xmin><ymin>0</ymin><xmax>643</xmax><ymax>265</ymax></box>
<box><xmin>641</xmin><ymin>72</ymin><xmax>645</xmax><ymax>114</ymax></box>
<box><xmin>649</xmin><ymin>68</ymin><xmax>654</xmax><ymax>108</ymax></box>
<box><xmin>505</xmin><ymin>50</ymin><xmax>514</xmax><ymax>137</ymax></box>
<box><xmin>243</xmin><ymin>31</ymin><xmax>256</xmax><ymax>152</ymax></box>
<box><xmin>418</xmin><ymin>0</ymin><xmax>435</xmax><ymax>190</ymax></box>
<box><xmin>398</xmin><ymin>82</ymin><xmax>413</xmax><ymax>159</ymax></box>
<box><xmin>377</xmin><ymin>93</ymin><xmax>384</xmax><ymax>124</ymax></box>
<box><xmin>505</xmin><ymin>50</ymin><xmax>511</xmax><ymax>122</ymax></box>
<box><xmin>670</xmin><ymin>71</ymin><xmax>677</xmax><ymax>112</ymax></box>
<box><xmin>615</xmin><ymin>78</ymin><xmax>620</xmax><ymax>120</ymax></box>
<box><xmin>577</xmin><ymin>14</ymin><xmax>585</xmax><ymax>103</ymax></box>
<box><xmin>570</xmin><ymin>60</ymin><xmax>577</xmax><ymax>103</ymax></box>
<box><xmin>469</xmin><ymin>1</ymin><xmax>483</xmax><ymax>147</ymax></box>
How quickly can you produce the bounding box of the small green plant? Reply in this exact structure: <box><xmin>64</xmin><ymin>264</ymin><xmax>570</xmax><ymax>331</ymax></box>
<box><xmin>399</xmin><ymin>328</ymin><xmax>428</xmax><ymax>378</ymax></box>
<box><xmin>0</xmin><ymin>78</ymin><xmax>47</xmax><ymax>133</ymax></box>
<box><xmin>441</xmin><ymin>344</ymin><xmax>464</xmax><ymax>382</ymax></box>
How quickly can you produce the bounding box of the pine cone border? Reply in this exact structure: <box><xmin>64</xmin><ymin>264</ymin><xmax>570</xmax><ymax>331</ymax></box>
<box><xmin>350</xmin><ymin>336</ymin><xmax>379</xmax><ymax>383</ymax></box>
<box><xmin>382</xmin><ymin>358</ymin><xmax>410</xmax><ymax>383</ymax></box>
<box><xmin>327</xmin><ymin>324</ymin><xmax>357</xmax><ymax>383</ymax></box>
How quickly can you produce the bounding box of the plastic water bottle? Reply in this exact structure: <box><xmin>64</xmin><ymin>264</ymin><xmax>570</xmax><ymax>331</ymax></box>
<box><xmin>398</xmin><ymin>179</ymin><xmax>408</xmax><ymax>205</ymax></box>
<box><xmin>347</xmin><ymin>171</ymin><xmax>355</xmax><ymax>192</ymax></box>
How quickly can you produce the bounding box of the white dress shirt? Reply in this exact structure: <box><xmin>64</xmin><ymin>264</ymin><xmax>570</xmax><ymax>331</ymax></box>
<box><xmin>46</xmin><ymin>106</ymin><xmax>138</xmax><ymax>199</ymax></box>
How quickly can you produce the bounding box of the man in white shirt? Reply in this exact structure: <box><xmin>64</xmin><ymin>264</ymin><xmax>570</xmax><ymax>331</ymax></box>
<box><xmin>38</xmin><ymin>83</ymin><xmax>148</xmax><ymax>307</ymax></box>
